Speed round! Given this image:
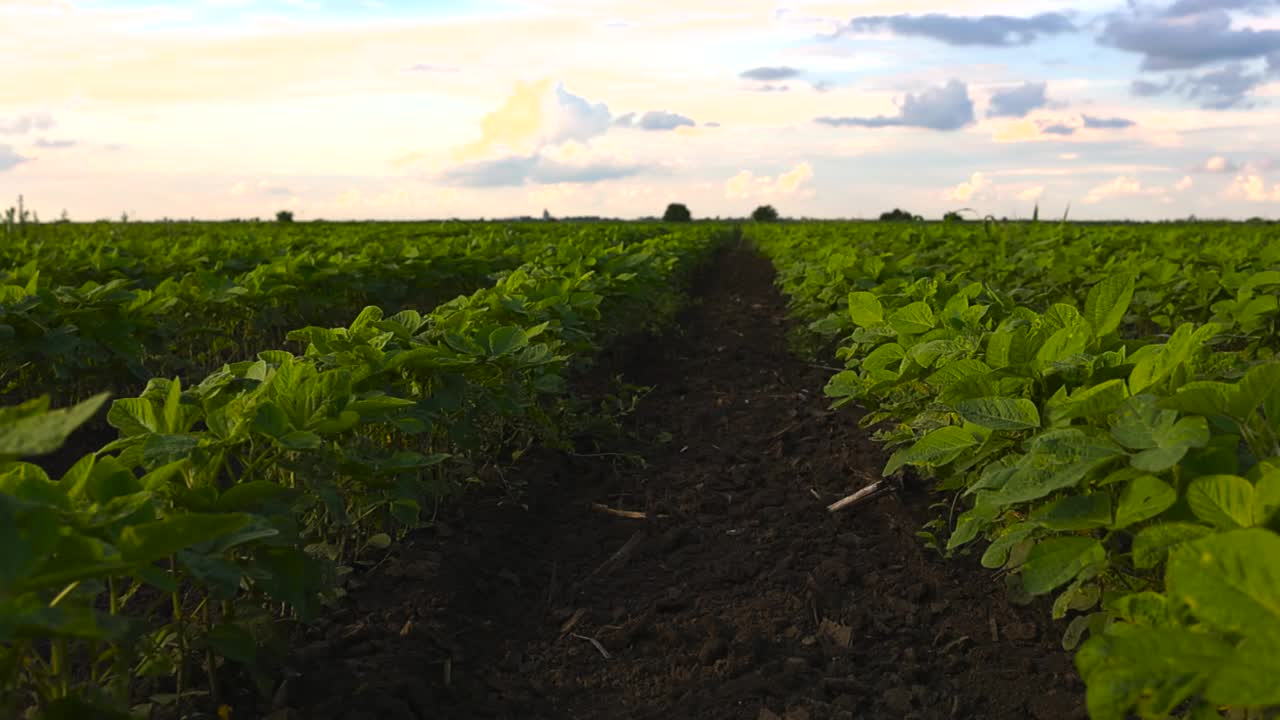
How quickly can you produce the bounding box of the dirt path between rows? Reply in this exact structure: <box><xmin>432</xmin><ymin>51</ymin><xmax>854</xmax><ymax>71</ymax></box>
<box><xmin>280</xmin><ymin>244</ymin><xmax>1086</xmax><ymax>720</ymax></box>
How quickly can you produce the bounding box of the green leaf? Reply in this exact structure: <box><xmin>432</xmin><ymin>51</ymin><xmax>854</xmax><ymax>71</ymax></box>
<box><xmin>1160</xmin><ymin>381</ymin><xmax>1234</xmax><ymax>417</ymax></box>
<box><xmin>117</xmin><ymin>513</ymin><xmax>252</xmax><ymax>564</ymax></box>
<box><xmin>1253</xmin><ymin>464</ymin><xmax>1280</xmax><ymax>526</ymax></box>
<box><xmin>1084</xmin><ymin>273</ymin><xmax>1136</xmax><ymax>337</ymax></box>
<box><xmin>1166</xmin><ymin>528</ymin><xmax>1280</xmax><ymax>638</ymax></box>
<box><xmin>1051</xmin><ymin>379</ymin><xmax>1129</xmax><ymax>422</ymax></box>
<box><xmin>1186</xmin><ymin>475</ymin><xmax>1255</xmax><ymax>530</ymax></box>
<box><xmin>887</xmin><ymin>301</ymin><xmax>935</xmax><ymax>335</ymax></box>
<box><xmin>107</xmin><ymin>397</ymin><xmax>159</xmax><ymax>438</ymax></box>
<box><xmin>1112</xmin><ymin>475</ymin><xmax>1176</xmax><ymax>529</ymax></box>
<box><xmin>1075</xmin><ymin>626</ymin><xmax>1232</xmax><ymax>720</ymax></box>
<box><xmin>883</xmin><ymin>425</ymin><xmax>979</xmax><ymax>475</ymax></box>
<box><xmin>1132</xmin><ymin>522</ymin><xmax>1212</xmax><ymax>569</ymax></box>
<box><xmin>488</xmin><ymin>326</ymin><xmax>529</xmax><ymax>356</ymax></box>
<box><xmin>954</xmin><ymin>396</ymin><xmax>1041</xmax><ymax>431</ymax></box>
<box><xmin>980</xmin><ymin>522</ymin><xmax>1035</xmax><ymax>569</ymax></box>
<box><xmin>1021</xmin><ymin>536</ymin><xmax>1106</xmax><ymax>595</ymax></box>
<box><xmin>1035</xmin><ymin>324</ymin><xmax>1090</xmax><ymax>369</ymax></box>
<box><xmin>847</xmin><ymin>291</ymin><xmax>884</xmax><ymax>327</ymax></box>
<box><xmin>1031</xmin><ymin>494</ymin><xmax>1113</xmax><ymax>531</ymax></box>
<box><xmin>0</xmin><ymin>393</ymin><xmax>109</xmax><ymax>457</ymax></box>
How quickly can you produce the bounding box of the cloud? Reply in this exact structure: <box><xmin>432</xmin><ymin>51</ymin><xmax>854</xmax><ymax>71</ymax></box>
<box><xmin>777</xmin><ymin>162</ymin><xmax>814</xmax><ymax>193</ymax></box>
<box><xmin>457</xmin><ymin>80</ymin><xmax>613</xmax><ymax>160</ymax></box>
<box><xmin>1083</xmin><ymin>176</ymin><xmax>1145</xmax><ymax>204</ymax></box>
<box><xmin>1175</xmin><ymin>175</ymin><xmax>1194</xmax><ymax>191</ymax></box>
<box><xmin>229</xmin><ymin>179</ymin><xmax>293</xmax><ymax>197</ymax></box>
<box><xmin>841</xmin><ymin>13</ymin><xmax>1075</xmax><ymax>46</ymax></box>
<box><xmin>1041</xmin><ymin>123</ymin><xmax>1076</xmax><ymax>136</ymax></box>
<box><xmin>815</xmin><ymin>79</ymin><xmax>974</xmax><ymax>131</ymax></box>
<box><xmin>1196</xmin><ymin>155</ymin><xmax>1240</xmax><ymax>173</ymax></box>
<box><xmin>724</xmin><ymin>162</ymin><xmax>814</xmax><ymax>199</ymax></box>
<box><xmin>0</xmin><ymin>113</ymin><xmax>54</xmax><ymax>135</ymax></box>
<box><xmin>1082</xmin><ymin>115</ymin><xmax>1135</xmax><ymax>129</ymax></box>
<box><xmin>1018</xmin><ymin>185</ymin><xmax>1046</xmax><ymax>201</ymax></box>
<box><xmin>1164</xmin><ymin>0</ymin><xmax>1280</xmax><ymax>19</ymax></box>
<box><xmin>748</xmin><ymin>83</ymin><xmax>792</xmax><ymax>93</ymax></box>
<box><xmin>1181</xmin><ymin>64</ymin><xmax>1270</xmax><ymax>109</ymax></box>
<box><xmin>407</xmin><ymin>63</ymin><xmax>460</xmax><ymax>73</ymax></box>
<box><xmin>442</xmin><ymin>145</ymin><xmax>648</xmax><ymax>188</ymax></box>
<box><xmin>1130</xmin><ymin>62</ymin><xmax>1272</xmax><ymax>109</ymax></box>
<box><xmin>946</xmin><ymin>172</ymin><xmax>992</xmax><ymax>202</ymax></box>
<box><xmin>0</xmin><ymin>145</ymin><xmax>29</xmax><ymax>172</ymax></box>
<box><xmin>33</xmin><ymin>138</ymin><xmax>77</xmax><ymax>149</ymax></box>
<box><xmin>703</xmin><ymin>121</ymin><xmax>721</xmax><ymax>128</ymax></box>
<box><xmin>1227</xmin><ymin>174</ymin><xmax>1280</xmax><ymax>202</ymax></box>
<box><xmin>615</xmin><ymin>110</ymin><xmax>697</xmax><ymax>131</ymax></box>
<box><xmin>1099</xmin><ymin>8</ymin><xmax>1280</xmax><ymax>71</ymax></box>
<box><xmin>740</xmin><ymin>66</ymin><xmax>801</xmax><ymax>81</ymax></box>
<box><xmin>987</xmin><ymin>82</ymin><xmax>1049</xmax><ymax>118</ymax></box>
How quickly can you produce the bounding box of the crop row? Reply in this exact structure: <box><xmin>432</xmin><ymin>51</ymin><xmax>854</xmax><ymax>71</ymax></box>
<box><xmin>0</xmin><ymin>225</ymin><xmax>725</xmax><ymax>719</ymax></box>
<box><xmin>750</xmin><ymin>222</ymin><xmax>1280</xmax><ymax>720</ymax></box>
<box><xmin>1</xmin><ymin>222</ymin><xmax>677</xmax><ymax>406</ymax></box>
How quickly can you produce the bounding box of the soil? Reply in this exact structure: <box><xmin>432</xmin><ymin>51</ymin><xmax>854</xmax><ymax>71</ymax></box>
<box><xmin>272</xmin><ymin>244</ymin><xmax>1087</xmax><ymax>720</ymax></box>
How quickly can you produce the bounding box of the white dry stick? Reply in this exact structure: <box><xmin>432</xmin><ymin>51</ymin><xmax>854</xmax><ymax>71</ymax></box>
<box><xmin>826</xmin><ymin>480</ymin><xmax>888</xmax><ymax>512</ymax></box>
<box><xmin>572</xmin><ymin>633</ymin><xmax>613</xmax><ymax>660</ymax></box>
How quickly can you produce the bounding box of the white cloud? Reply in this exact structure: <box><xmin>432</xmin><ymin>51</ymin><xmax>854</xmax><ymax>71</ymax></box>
<box><xmin>1175</xmin><ymin>175</ymin><xmax>1194</xmax><ymax>191</ymax></box>
<box><xmin>1083</xmin><ymin>176</ymin><xmax>1147</xmax><ymax>204</ymax></box>
<box><xmin>946</xmin><ymin>172</ymin><xmax>992</xmax><ymax>202</ymax></box>
<box><xmin>1018</xmin><ymin>185</ymin><xmax>1046</xmax><ymax>201</ymax></box>
<box><xmin>1227</xmin><ymin>174</ymin><xmax>1280</xmax><ymax>202</ymax></box>
<box><xmin>724</xmin><ymin>162</ymin><xmax>814</xmax><ymax>199</ymax></box>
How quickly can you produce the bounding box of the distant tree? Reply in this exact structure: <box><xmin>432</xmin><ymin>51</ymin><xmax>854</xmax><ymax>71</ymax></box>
<box><xmin>542</xmin><ymin>208</ymin><xmax>555</xmax><ymax>221</ymax></box>
<box><xmin>751</xmin><ymin>204</ymin><xmax>780</xmax><ymax>222</ymax></box>
<box><xmin>276</xmin><ymin>210</ymin><xmax>295</xmax><ymax>223</ymax></box>
<box><xmin>662</xmin><ymin>203</ymin><xmax>692</xmax><ymax>222</ymax></box>
<box><xmin>943</xmin><ymin>211</ymin><xmax>964</xmax><ymax>223</ymax></box>
<box><xmin>878</xmin><ymin>208</ymin><xmax>919</xmax><ymax>222</ymax></box>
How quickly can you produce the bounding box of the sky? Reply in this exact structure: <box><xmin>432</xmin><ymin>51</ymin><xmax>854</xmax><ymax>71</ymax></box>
<box><xmin>2</xmin><ymin>0</ymin><xmax>1280</xmax><ymax>221</ymax></box>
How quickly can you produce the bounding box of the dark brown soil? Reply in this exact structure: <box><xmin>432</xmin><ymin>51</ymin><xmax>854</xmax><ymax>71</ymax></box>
<box><xmin>276</xmin><ymin>245</ymin><xmax>1086</xmax><ymax>720</ymax></box>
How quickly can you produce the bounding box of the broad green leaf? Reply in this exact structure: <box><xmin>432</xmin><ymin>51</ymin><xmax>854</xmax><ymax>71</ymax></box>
<box><xmin>1076</xmin><ymin>626</ymin><xmax>1232</xmax><ymax>720</ymax></box>
<box><xmin>988</xmin><ymin>429</ymin><xmax>1124</xmax><ymax>505</ymax></box>
<box><xmin>980</xmin><ymin>522</ymin><xmax>1035</xmax><ymax>569</ymax></box>
<box><xmin>847</xmin><ymin>291</ymin><xmax>883</xmax><ymax>327</ymax></box>
<box><xmin>1204</xmin><ymin>634</ymin><xmax>1280</xmax><ymax>706</ymax></box>
<box><xmin>1031</xmin><ymin>494</ymin><xmax>1113</xmax><ymax>531</ymax></box>
<box><xmin>1084</xmin><ymin>273</ymin><xmax>1136</xmax><ymax>337</ymax></box>
<box><xmin>1233</xmin><ymin>363</ymin><xmax>1280</xmax><ymax>419</ymax></box>
<box><xmin>883</xmin><ymin>425</ymin><xmax>979</xmax><ymax>475</ymax></box>
<box><xmin>1035</xmin><ymin>324</ymin><xmax>1090</xmax><ymax>369</ymax></box>
<box><xmin>887</xmin><ymin>301</ymin><xmax>935</xmax><ymax>335</ymax></box>
<box><xmin>107</xmin><ymin>397</ymin><xmax>160</xmax><ymax>438</ymax></box>
<box><xmin>117</xmin><ymin>513</ymin><xmax>252</xmax><ymax>564</ymax></box>
<box><xmin>1132</xmin><ymin>522</ymin><xmax>1213</xmax><ymax>569</ymax></box>
<box><xmin>0</xmin><ymin>393</ymin><xmax>109</xmax><ymax>457</ymax></box>
<box><xmin>1166</xmin><ymin>529</ymin><xmax>1280</xmax><ymax>638</ymax></box>
<box><xmin>1186</xmin><ymin>475</ymin><xmax>1254</xmax><ymax>530</ymax></box>
<box><xmin>488</xmin><ymin>326</ymin><xmax>529</xmax><ymax>356</ymax></box>
<box><xmin>1021</xmin><ymin>536</ymin><xmax>1106</xmax><ymax>595</ymax></box>
<box><xmin>954</xmin><ymin>396</ymin><xmax>1041</xmax><ymax>431</ymax></box>
<box><xmin>1253</xmin><ymin>464</ymin><xmax>1280</xmax><ymax>526</ymax></box>
<box><xmin>1160</xmin><ymin>381</ymin><xmax>1234</xmax><ymax>417</ymax></box>
<box><xmin>1111</xmin><ymin>395</ymin><xmax>1172</xmax><ymax>450</ymax></box>
<box><xmin>926</xmin><ymin>359</ymin><xmax>991</xmax><ymax>393</ymax></box>
<box><xmin>1113</xmin><ymin>475</ymin><xmax>1176</xmax><ymax>529</ymax></box>
<box><xmin>1051</xmin><ymin>379</ymin><xmax>1129</xmax><ymax>422</ymax></box>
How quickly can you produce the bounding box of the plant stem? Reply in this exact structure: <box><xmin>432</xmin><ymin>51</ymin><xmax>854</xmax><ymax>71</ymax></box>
<box><xmin>170</xmin><ymin>555</ymin><xmax>185</xmax><ymax>714</ymax></box>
